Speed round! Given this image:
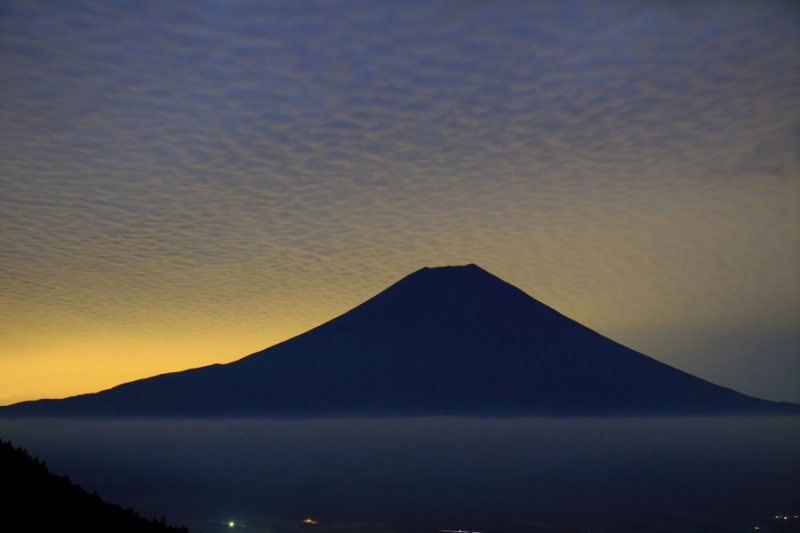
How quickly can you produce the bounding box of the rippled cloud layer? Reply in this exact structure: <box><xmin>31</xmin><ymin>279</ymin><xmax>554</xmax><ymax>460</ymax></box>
<box><xmin>1</xmin><ymin>0</ymin><xmax>798</xmax><ymax>403</ymax></box>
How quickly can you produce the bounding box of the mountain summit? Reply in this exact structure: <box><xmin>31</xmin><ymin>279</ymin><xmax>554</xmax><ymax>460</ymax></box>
<box><xmin>2</xmin><ymin>264</ymin><xmax>797</xmax><ymax>417</ymax></box>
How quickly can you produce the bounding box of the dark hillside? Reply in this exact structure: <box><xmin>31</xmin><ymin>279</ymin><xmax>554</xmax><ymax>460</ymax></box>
<box><xmin>0</xmin><ymin>439</ymin><xmax>189</xmax><ymax>533</ymax></box>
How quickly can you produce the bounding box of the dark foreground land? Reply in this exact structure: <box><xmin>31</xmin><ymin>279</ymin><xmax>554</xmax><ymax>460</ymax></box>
<box><xmin>2</xmin><ymin>415</ymin><xmax>797</xmax><ymax>533</ymax></box>
<box><xmin>1</xmin><ymin>439</ymin><xmax>189</xmax><ymax>533</ymax></box>
<box><xmin>4</xmin><ymin>434</ymin><xmax>797</xmax><ymax>533</ymax></box>
<box><xmin>2</xmin><ymin>430</ymin><xmax>798</xmax><ymax>533</ymax></box>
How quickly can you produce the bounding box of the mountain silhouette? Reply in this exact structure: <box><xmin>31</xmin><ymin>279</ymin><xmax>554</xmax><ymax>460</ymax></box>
<box><xmin>2</xmin><ymin>264</ymin><xmax>797</xmax><ymax>417</ymax></box>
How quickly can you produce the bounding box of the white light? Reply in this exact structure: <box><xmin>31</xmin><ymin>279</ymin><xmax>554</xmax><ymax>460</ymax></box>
<box><xmin>229</xmin><ymin>522</ymin><xmax>235</xmax><ymax>527</ymax></box>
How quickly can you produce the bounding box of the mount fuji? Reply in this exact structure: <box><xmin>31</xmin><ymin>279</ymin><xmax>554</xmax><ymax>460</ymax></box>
<box><xmin>2</xmin><ymin>264</ymin><xmax>797</xmax><ymax>417</ymax></box>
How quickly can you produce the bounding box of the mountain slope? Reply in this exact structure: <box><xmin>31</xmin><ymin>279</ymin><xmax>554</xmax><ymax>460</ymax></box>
<box><xmin>0</xmin><ymin>439</ymin><xmax>189</xmax><ymax>532</ymax></box>
<box><xmin>2</xmin><ymin>264</ymin><xmax>797</xmax><ymax>417</ymax></box>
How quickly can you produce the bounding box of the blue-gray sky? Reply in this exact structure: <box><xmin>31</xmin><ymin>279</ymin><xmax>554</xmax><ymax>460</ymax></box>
<box><xmin>1</xmin><ymin>0</ymin><xmax>798</xmax><ymax>405</ymax></box>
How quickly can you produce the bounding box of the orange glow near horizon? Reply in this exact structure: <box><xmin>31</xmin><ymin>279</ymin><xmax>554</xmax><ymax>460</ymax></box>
<box><xmin>0</xmin><ymin>327</ymin><xmax>297</xmax><ymax>406</ymax></box>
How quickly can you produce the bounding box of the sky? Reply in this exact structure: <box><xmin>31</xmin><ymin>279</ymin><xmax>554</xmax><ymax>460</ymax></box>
<box><xmin>0</xmin><ymin>0</ymin><xmax>798</xmax><ymax>406</ymax></box>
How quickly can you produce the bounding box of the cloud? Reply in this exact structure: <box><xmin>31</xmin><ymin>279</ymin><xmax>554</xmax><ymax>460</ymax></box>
<box><xmin>0</xmin><ymin>0</ymin><xmax>797</xmax><ymax>401</ymax></box>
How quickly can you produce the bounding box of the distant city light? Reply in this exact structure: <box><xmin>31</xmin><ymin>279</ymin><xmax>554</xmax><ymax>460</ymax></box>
<box><xmin>229</xmin><ymin>522</ymin><xmax>235</xmax><ymax>527</ymax></box>
<box><xmin>304</xmin><ymin>519</ymin><xmax>317</xmax><ymax>524</ymax></box>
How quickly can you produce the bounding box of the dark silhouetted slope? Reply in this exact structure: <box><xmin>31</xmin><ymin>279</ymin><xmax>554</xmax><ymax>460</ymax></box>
<box><xmin>0</xmin><ymin>439</ymin><xmax>189</xmax><ymax>532</ymax></box>
<box><xmin>2</xmin><ymin>265</ymin><xmax>797</xmax><ymax>417</ymax></box>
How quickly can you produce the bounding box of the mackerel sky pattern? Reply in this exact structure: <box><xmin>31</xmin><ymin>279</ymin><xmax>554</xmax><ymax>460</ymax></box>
<box><xmin>0</xmin><ymin>0</ymin><xmax>798</xmax><ymax>404</ymax></box>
